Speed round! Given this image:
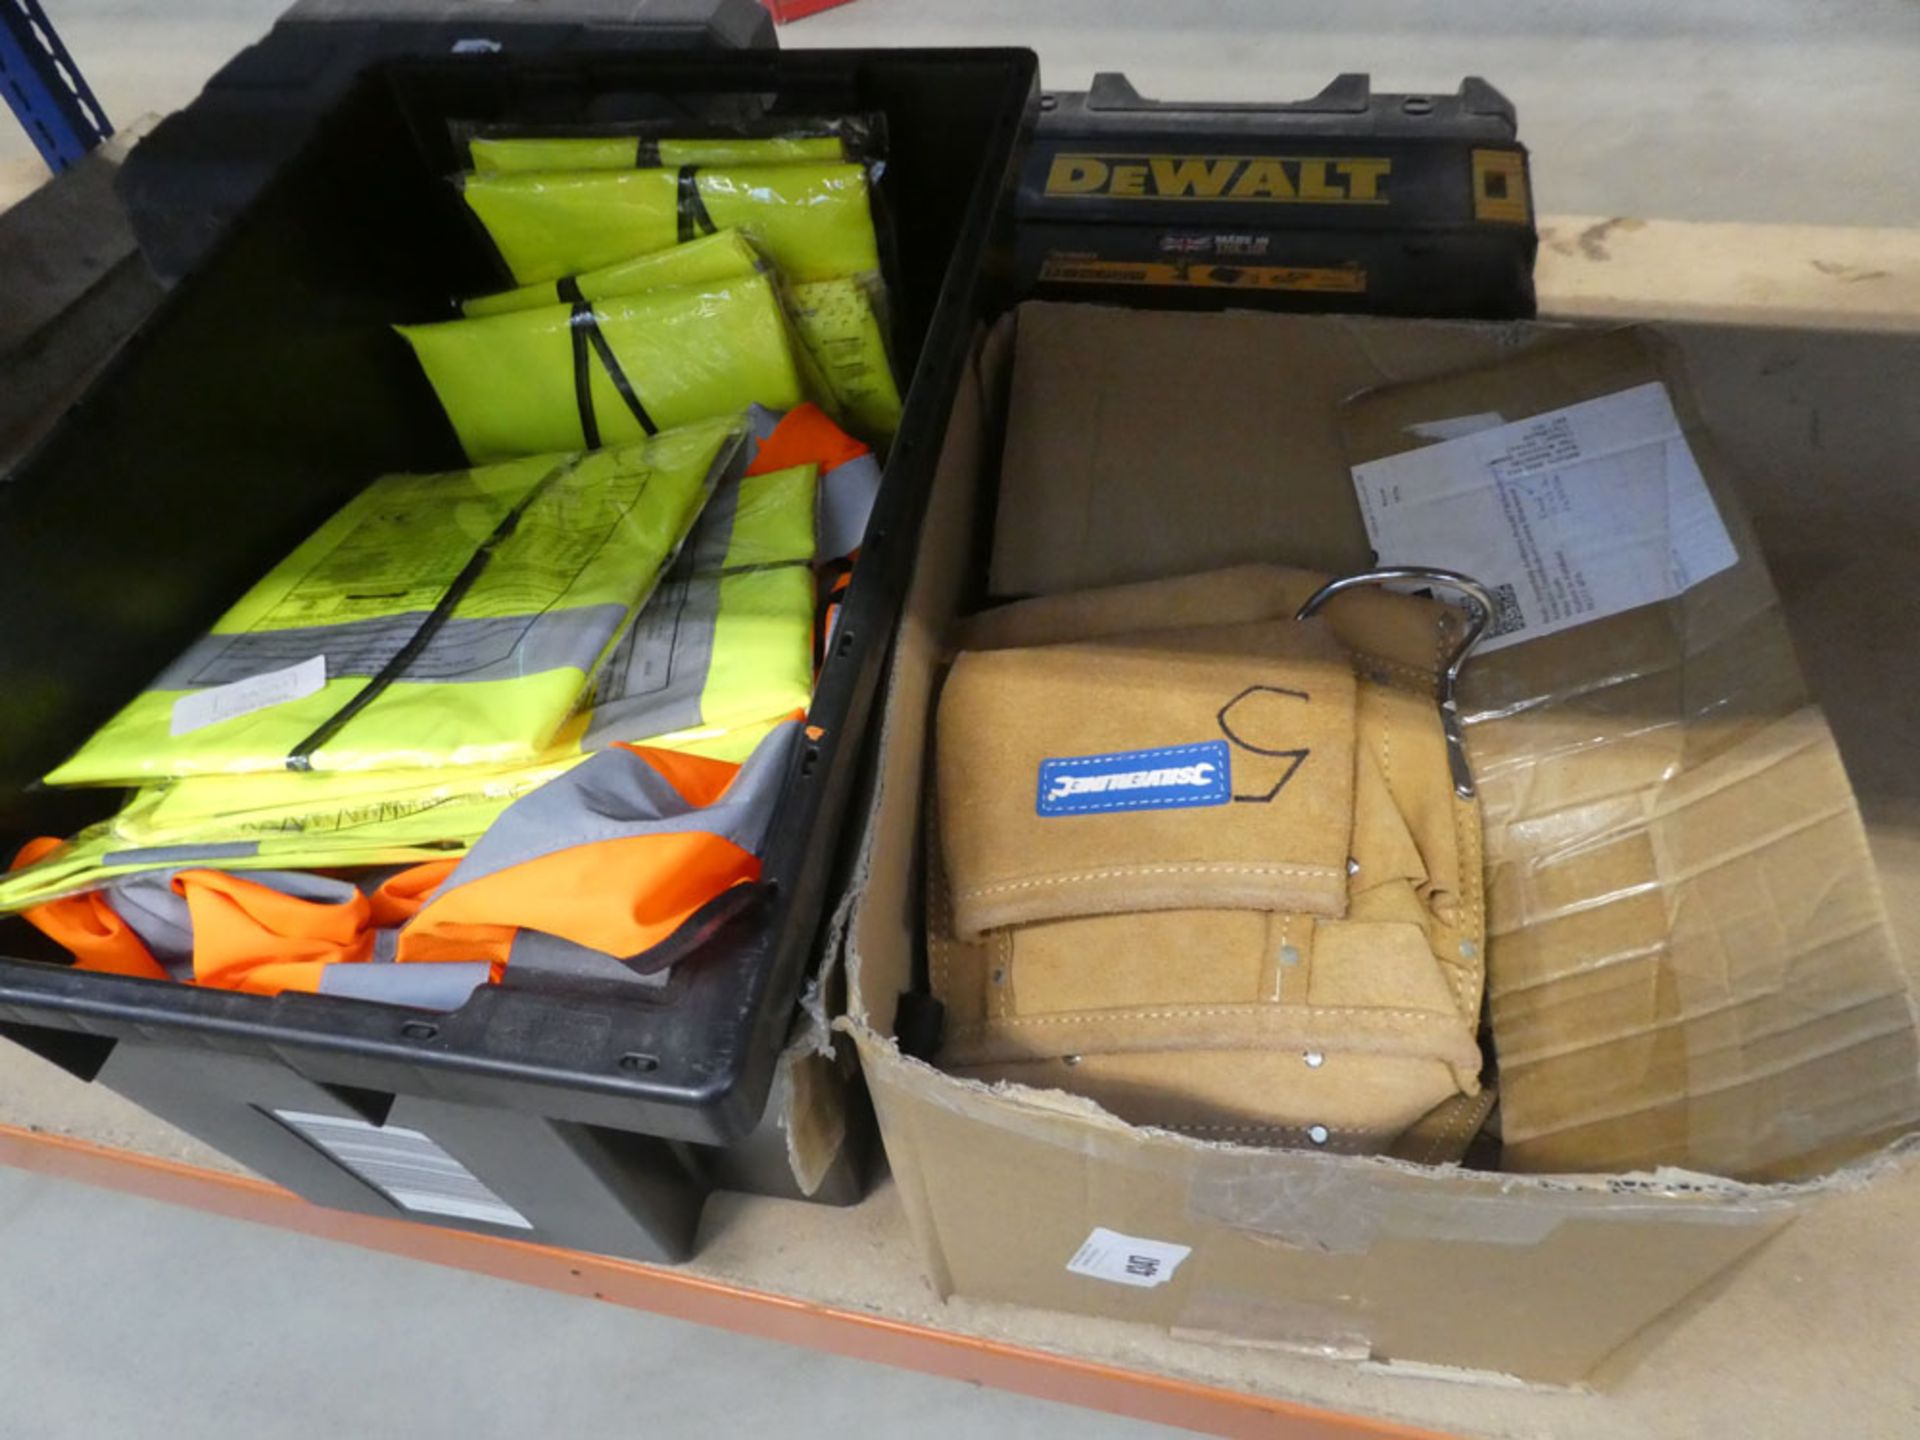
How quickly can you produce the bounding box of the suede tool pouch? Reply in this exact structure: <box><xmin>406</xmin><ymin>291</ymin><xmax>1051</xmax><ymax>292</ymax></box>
<box><xmin>936</xmin><ymin>620</ymin><xmax>1358</xmax><ymax>939</ymax></box>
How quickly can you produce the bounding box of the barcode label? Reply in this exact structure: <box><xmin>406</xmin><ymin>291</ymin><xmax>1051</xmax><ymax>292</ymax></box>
<box><xmin>1066</xmin><ymin>1226</ymin><xmax>1191</xmax><ymax>1289</ymax></box>
<box><xmin>1485</xmin><ymin>581</ymin><xmax>1527</xmax><ymax>638</ymax></box>
<box><xmin>272</xmin><ymin>1110</ymin><xmax>533</xmax><ymax>1230</ymax></box>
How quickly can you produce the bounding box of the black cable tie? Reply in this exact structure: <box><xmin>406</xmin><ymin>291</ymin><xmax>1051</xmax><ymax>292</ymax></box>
<box><xmin>571</xmin><ymin>300</ymin><xmax>659</xmax><ymax>438</ymax></box>
<box><xmin>675</xmin><ymin>164</ymin><xmax>717</xmax><ymax>244</ymax></box>
<box><xmin>568</xmin><ymin>299</ymin><xmax>602</xmax><ymax>450</ymax></box>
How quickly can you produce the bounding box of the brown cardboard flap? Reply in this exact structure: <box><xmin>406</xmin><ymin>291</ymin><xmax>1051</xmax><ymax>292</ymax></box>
<box><xmin>1339</xmin><ymin>331</ymin><xmax>1920</xmax><ymax>1179</ymax></box>
<box><xmin>991</xmin><ymin>304</ymin><xmax>1539</xmax><ymax>597</ymax></box>
<box><xmin>850</xmin><ymin>1029</ymin><xmax>1806</xmax><ymax>1386</ymax></box>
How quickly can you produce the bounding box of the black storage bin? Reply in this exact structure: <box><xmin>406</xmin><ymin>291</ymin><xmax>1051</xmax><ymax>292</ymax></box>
<box><xmin>116</xmin><ymin>0</ymin><xmax>779</xmax><ymax>282</ymax></box>
<box><xmin>0</xmin><ymin>47</ymin><xmax>1036</xmax><ymax>1261</ymax></box>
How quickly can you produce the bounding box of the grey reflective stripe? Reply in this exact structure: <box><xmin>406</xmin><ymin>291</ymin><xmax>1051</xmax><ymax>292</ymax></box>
<box><xmin>507</xmin><ymin>930</ymin><xmax>671</xmax><ymax>988</ymax></box>
<box><xmin>105</xmin><ymin>872</ymin><xmax>195</xmax><ymax>977</ymax></box>
<box><xmin>220</xmin><ymin>869</ymin><xmax>364</xmax><ymax>904</ymax></box>
<box><xmin>584</xmin><ymin>471</ymin><xmax>744</xmax><ymax>736</ymax></box>
<box><xmin>679</xmin><ymin>461</ymin><xmax>744</xmax><ymax>574</ymax></box>
<box><xmin>746</xmin><ymin>403</ymin><xmax>782</xmax><ymax>444</ymax></box>
<box><xmin>371</xmin><ymin>929</ymin><xmax>401</xmax><ymax>964</ymax></box>
<box><xmin>818</xmin><ymin>452</ymin><xmax>881</xmax><ymax>561</ymax></box>
<box><xmin>154</xmin><ymin>604</ymin><xmax>632</xmax><ymax>691</ymax></box>
<box><xmin>102</xmin><ymin>841</ymin><xmax>261</xmax><ymax>868</ymax></box>
<box><xmin>435</xmin><ymin>719</ymin><xmax>799</xmax><ymax>895</ymax></box>
<box><xmin>318</xmin><ymin>961</ymin><xmax>493</xmax><ymax>1010</ymax></box>
<box><xmin>585</xmin><ymin>570</ymin><xmax>721</xmax><ymax>743</ymax></box>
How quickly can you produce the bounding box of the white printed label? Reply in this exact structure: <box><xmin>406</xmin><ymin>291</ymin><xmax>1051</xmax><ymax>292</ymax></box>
<box><xmin>1351</xmin><ymin>382</ymin><xmax>1737</xmax><ymax>653</ymax></box>
<box><xmin>170</xmin><ymin>655</ymin><xmax>327</xmax><ymax>736</ymax></box>
<box><xmin>1066</xmin><ymin>1227</ymin><xmax>1191</xmax><ymax>1289</ymax></box>
<box><xmin>273</xmin><ymin>1110</ymin><xmax>533</xmax><ymax>1230</ymax></box>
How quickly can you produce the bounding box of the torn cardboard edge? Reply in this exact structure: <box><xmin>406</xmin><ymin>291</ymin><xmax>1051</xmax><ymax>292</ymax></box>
<box><xmin>838</xmin><ymin>1021</ymin><xmax>1900</xmax><ymax>1221</ymax></box>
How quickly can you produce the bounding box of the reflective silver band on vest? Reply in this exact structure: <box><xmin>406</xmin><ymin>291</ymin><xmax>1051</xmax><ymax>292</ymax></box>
<box><xmin>153</xmin><ymin>603</ymin><xmax>633</xmax><ymax>689</ymax></box>
<box><xmin>319</xmin><ymin>961</ymin><xmax>493</xmax><ymax>1009</ymax></box>
<box><xmin>587</xmin><ymin>568</ymin><xmax>723</xmax><ymax>744</ymax></box>
<box><xmin>102</xmin><ymin>840</ymin><xmax>262</xmax><ymax>869</ymax></box>
<box><xmin>817</xmin><ymin>451</ymin><xmax>880</xmax><ymax>561</ymax></box>
<box><xmin>436</xmin><ymin>720</ymin><xmax>798</xmax><ymax>895</ymax></box>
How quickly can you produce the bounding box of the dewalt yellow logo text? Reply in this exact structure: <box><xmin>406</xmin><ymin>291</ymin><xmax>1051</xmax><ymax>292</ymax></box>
<box><xmin>1044</xmin><ymin>153</ymin><xmax>1392</xmax><ymax>204</ymax></box>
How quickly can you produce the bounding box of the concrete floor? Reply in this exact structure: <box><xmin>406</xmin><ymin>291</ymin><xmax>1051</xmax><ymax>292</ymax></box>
<box><xmin>0</xmin><ymin>3</ymin><xmax>1915</xmax><ymax>1437</ymax></box>
<box><xmin>0</xmin><ymin>1166</ymin><xmax>1177</xmax><ymax>1440</ymax></box>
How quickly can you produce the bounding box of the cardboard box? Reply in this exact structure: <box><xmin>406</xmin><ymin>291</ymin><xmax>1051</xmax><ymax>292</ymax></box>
<box><xmin>836</xmin><ymin>301</ymin><xmax>1920</xmax><ymax>1384</ymax></box>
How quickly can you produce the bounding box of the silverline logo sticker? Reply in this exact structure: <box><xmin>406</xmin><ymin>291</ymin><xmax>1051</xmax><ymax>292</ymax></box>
<box><xmin>1036</xmin><ymin>741</ymin><xmax>1232</xmax><ymax>817</ymax></box>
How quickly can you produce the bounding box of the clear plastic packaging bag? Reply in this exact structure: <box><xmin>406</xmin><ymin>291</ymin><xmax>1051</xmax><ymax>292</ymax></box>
<box><xmin>45</xmin><ymin>418</ymin><xmax>746</xmax><ymax>785</ymax></box>
<box><xmin>457</xmin><ymin>112</ymin><xmax>885</xmax><ymax>173</ymax></box>
<box><xmin>400</xmin><ymin>276</ymin><xmax>812</xmax><ymax>462</ymax></box>
<box><xmin>460</xmin><ymin>227</ymin><xmax>764</xmax><ymax>318</ymax></box>
<box><xmin>459</xmin><ymin>162</ymin><xmax>880</xmax><ymax>286</ymax></box>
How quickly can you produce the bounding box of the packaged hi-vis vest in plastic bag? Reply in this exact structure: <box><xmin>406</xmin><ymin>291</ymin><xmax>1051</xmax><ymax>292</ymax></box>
<box><xmin>928</xmin><ymin>565</ymin><xmax>1492</xmax><ymax>1160</ymax></box>
<box><xmin>470</xmin><ymin>134</ymin><xmax>847</xmax><ymax>173</ymax></box>
<box><xmin>584</xmin><ymin>460</ymin><xmax>817</xmax><ymax>761</ymax></box>
<box><xmin>44</xmin><ymin>417</ymin><xmax>746</xmax><ymax>787</ymax></box>
<box><xmin>0</xmin><ymin>406</ymin><xmax>879</xmax><ymax>913</ymax></box>
<box><xmin>782</xmin><ymin>276</ymin><xmax>901</xmax><ymax>440</ymax></box>
<box><xmin>456</xmin><ymin>230</ymin><xmax>903</xmax><ymax>442</ymax></box>
<box><xmin>459</xmin><ymin>162</ymin><xmax>880</xmax><ymax>285</ymax></box>
<box><xmin>460</xmin><ymin>228</ymin><xmax>764</xmax><ymax>318</ymax></box>
<box><xmin>400</xmin><ymin>274</ymin><xmax>810</xmax><ymax>463</ymax></box>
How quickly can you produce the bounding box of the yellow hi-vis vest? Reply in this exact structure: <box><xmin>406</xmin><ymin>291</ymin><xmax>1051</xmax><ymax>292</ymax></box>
<box><xmin>469</xmin><ymin>134</ymin><xmax>846</xmax><ymax>173</ymax></box>
<box><xmin>0</xmin><ymin>414</ymin><xmax>873</xmax><ymax>913</ymax></box>
<box><xmin>455</xmin><ymin>230</ymin><xmax>902</xmax><ymax>443</ymax></box>
<box><xmin>43</xmin><ymin>418</ymin><xmax>746</xmax><ymax>786</ymax></box>
<box><xmin>459</xmin><ymin>162</ymin><xmax>879</xmax><ymax>285</ymax></box>
<box><xmin>585</xmin><ymin>459</ymin><xmax>817</xmax><ymax>760</ymax></box>
<box><xmin>781</xmin><ymin>276</ymin><xmax>901</xmax><ymax>441</ymax></box>
<box><xmin>459</xmin><ymin>228</ymin><xmax>763</xmax><ymax>318</ymax></box>
<box><xmin>0</xmin><ymin>785</ymin><xmax>512</xmax><ymax>910</ymax></box>
<box><xmin>110</xmin><ymin>752</ymin><xmax>580</xmax><ymax>851</ymax></box>
<box><xmin>399</xmin><ymin>273</ymin><xmax>812</xmax><ymax>464</ymax></box>
<box><xmin>0</xmin><ymin>465</ymin><xmax>814</xmax><ymax>909</ymax></box>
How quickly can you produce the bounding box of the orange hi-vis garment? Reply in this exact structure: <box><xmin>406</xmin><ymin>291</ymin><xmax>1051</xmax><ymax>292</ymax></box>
<box><xmin>747</xmin><ymin>400</ymin><xmax>872</xmax><ymax>554</ymax></box>
<box><xmin>397</xmin><ymin>720</ymin><xmax>796</xmax><ymax>975</ymax></box>
<box><xmin>12</xmin><ymin>722</ymin><xmax>798</xmax><ymax>1006</ymax></box>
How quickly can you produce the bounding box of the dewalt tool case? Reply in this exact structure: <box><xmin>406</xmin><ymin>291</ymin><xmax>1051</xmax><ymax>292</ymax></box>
<box><xmin>1016</xmin><ymin>73</ymin><xmax>1535</xmax><ymax>319</ymax></box>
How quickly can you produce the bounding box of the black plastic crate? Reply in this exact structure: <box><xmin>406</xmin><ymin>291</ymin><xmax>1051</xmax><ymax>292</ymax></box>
<box><xmin>0</xmin><ymin>46</ymin><xmax>1036</xmax><ymax>1258</ymax></box>
<box><xmin>116</xmin><ymin>0</ymin><xmax>778</xmax><ymax>282</ymax></box>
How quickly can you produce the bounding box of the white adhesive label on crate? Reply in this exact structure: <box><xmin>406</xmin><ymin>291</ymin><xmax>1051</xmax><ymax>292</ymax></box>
<box><xmin>1351</xmin><ymin>382</ymin><xmax>1737</xmax><ymax>653</ymax></box>
<box><xmin>170</xmin><ymin>655</ymin><xmax>327</xmax><ymax>736</ymax></box>
<box><xmin>273</xmin><ymin>1110</ymin><xmax>533</xmax><ymax>1229</ymax></box>
<box><xmin>1066</xmin><ymin>1227</ymin><xmax>1191</xmax><ymax>1289</ymax></box>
